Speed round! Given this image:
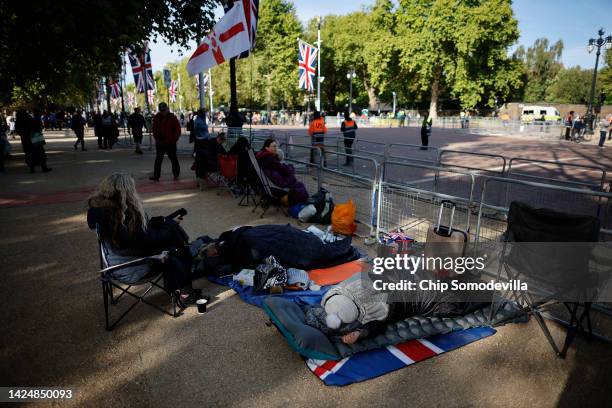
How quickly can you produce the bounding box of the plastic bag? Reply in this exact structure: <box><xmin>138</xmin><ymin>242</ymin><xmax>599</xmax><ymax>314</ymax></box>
<box><xmin>253</xmin><ymin>256</ymin><xmax>288</xmax><ymax>293</ymax></box>
<box><xmin>331</xmin><ymin>200</ymin><xmax>357</xmax><ymax>236</ymax></box>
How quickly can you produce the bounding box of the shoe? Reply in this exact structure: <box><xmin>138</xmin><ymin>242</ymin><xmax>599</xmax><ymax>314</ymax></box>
<box><xmin>173</xmin><ymin>176</ymin><xmax>180</xmax><ymax>181</ymax></box>
<box><xmin>175</xmin><ymin>289</ymin><xmax>201</xmax><ymax>308</ymax></box>
<box><xmin>149</xmin><ymin>176</ymin><xmax>159</xmax><ymax>182</ymax></box>
<box><xmin>42</xmin><ymin>168</ymin><xmax>52</xmax><ymax>172</ymax></box>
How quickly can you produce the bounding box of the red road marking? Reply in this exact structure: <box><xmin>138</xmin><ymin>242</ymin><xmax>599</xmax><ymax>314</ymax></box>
<box><xmin>0</xmin><ymin>180</ymin><xmax>198</xmax><ymax>208</ymax></box>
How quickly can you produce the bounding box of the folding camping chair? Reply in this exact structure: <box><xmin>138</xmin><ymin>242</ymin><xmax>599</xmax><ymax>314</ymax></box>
<box><xmin>216</xmin><ymin>153</ymin><xmax>239</xmax><ymax>197</ymax></box>
<box><xmin>246</xmin><ymin>148</ymin><xmax>289</xmax><ymax>218</ymax></box>
<box><xmin>96</xmin><ymin>226</ymin><xmax>179</xmax><ymax>331</ymax></box>
<box><xmin>493</xmin><ymin>201</ymin><xmax>601</xmax><ymax>358</ymax></box>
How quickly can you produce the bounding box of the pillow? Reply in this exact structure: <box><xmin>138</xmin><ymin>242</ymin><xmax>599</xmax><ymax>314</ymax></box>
<box><xmin>263</xmin><ymin>297</ymin><xmax>341</xmax><ymax>360</ymax></box>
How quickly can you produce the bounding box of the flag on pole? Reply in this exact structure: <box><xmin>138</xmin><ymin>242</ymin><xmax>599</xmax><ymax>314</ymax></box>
<box><xmin>97</xmin><ymin>81</ymin><xmax>106</xmax><ymax>102</ymax></box>
<box><xmin>147</xmin><ymin>89</ymin><xmax>155</xmax><ymax>106</ymax></box>
<box><xmin>169</xmin><ymin>80</ymin><xmax>177</xmax><ymax>102</ymax></box>
<box><xmin>128</xmin><ymin>46</ymin><xmax>155</xmax><ymax>93</ymax></box>
<box><xmin>196</xmin><ymin>74</ymin><xmax>209</xmax><ymax>93</ymax></box>
<box><xmin>298</xmin><ymin>40</ymin><xmax>318</xmax><ymax>92</ymax></box>
<box><xmin>237</xmin><ymin>0</ymin><xmax>259</xmax><ymax>58</ymax></box>
<box><xmin>109</xmin><ymin>81</ymin><xmax>121</xmax><ymax>99</ymax></box>
<box><xmin>186</xmin><ymin>1</ymin><xmax>252</xmax><ymax>75</ymax></box>
<box><xmin>127</xmin><ymin>92</ymin><xmax>135</xmax><ymax>107</ymax></box>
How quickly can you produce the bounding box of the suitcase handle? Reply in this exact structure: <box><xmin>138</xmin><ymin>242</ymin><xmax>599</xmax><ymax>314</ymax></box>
<box><xmin>436</xmin><ymin>201</ymin><xmax>456</xmax><ymax>237</ymax></box>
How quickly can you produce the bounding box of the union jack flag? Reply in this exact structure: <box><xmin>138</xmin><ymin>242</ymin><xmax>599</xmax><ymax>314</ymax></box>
<box><xmin>109</xmin><ymin>81</ymin><xmax>121</xmax><ymax>99</ymax></box>
<box><xmin>306</xmin><ymin>327</ymin><xmax>495</xmax><ymax>386</ymax></box>
<box><xmin>241</xmin><ymin>0</ymin><xmax>258</xmax><ymax>57</ymax></box>
<box><xmin>169</xmin><ymin>80</ymin><xmax>177</xmax><ymax>102</ymax></box>
<box><xmin>128</xmin><ymin>47</ymin><xmax>155</xmax><ymax>93</ymax></box>
<box><xmin>147</xmin><ymin>89</ymin><xmax>155</xmax><ymax>106</ymax></box>
<box><xmin>298</xmin><ymin>40</ymin><xmax>318</xmax><ymax>92</ymax></box>
<box><xmin>127</xmin><ymin>92</ymin><xmax>135</xmax><ymax>107</ymax></box>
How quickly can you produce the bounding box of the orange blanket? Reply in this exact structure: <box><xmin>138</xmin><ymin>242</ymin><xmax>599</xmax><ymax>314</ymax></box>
<box><xmin>308</xmin><ymin>260</ymin><xmax>365</xmax><ymax>286</ymax></box>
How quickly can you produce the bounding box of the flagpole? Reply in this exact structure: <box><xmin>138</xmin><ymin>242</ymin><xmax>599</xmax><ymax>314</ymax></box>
<box><xmin>143</xmin><ymin>52</ymin><xmax>150</xmax><ymax>115</ymax></box>
<box><xmin>121</xmin><ymin>53</ymin><xmax>127</xmax><ymax>115</ymax></box>
<box><xmin>316</xmin><ymin>16</ymin><xmax>321</xmax><ymax>112</ymax></box>
<box><xmin>208</xmin><ymin>68</ymin><xmax>214</xmax><ymax>120</ymax></box>
<box><xmin>178</xmin><ymin>71</ymin><xmax>182</xmax><ymax>113</ymax></box>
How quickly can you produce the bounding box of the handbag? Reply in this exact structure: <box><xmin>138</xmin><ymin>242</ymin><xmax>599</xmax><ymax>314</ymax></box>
<box><xmin>30</xmin><ymin>131</ymin><xmax>45</xmax><ymax>145</ymax></box>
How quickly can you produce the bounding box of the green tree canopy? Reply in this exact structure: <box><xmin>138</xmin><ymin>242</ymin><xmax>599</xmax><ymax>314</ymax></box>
<box><xmin>1</xmin><ymin>0</ymin><xmax>218</xmax><ymax>108</ymax></box>
<box><xmin>395</xmin><ymin>0</ymin><xmax>523</xmax><ymax>117</ymax></box>
<box><xmin>513</xmin><ymin>38</ymin><xmax>564</xmax><ymax>103</ymax></box>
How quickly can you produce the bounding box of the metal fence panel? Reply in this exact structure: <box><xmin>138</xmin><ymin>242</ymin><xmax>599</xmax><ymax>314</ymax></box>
<box><xmin>506</xmin><ymin>157</ymin><xmax>607</xmax><ymax>191</ymax></box>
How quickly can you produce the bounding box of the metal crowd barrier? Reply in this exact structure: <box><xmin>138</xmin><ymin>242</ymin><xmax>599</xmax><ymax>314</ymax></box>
<box><xmin>506</xmin><ymin>158</ymin><xmax>607</xmax><ymax>191</ymax></box>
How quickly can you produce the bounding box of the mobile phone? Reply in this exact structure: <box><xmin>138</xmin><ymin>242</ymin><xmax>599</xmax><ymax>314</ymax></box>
<box><xmin>165</xmin><ymin>208</ymin><xmax>187</xmax><ymax>221</ymax></box>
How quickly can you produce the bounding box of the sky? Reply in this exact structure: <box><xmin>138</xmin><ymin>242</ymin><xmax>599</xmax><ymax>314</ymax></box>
<box><xmin>130</xmin><ymin>0</ymin><xmax>612</xmax><ymax>84</ymax></box>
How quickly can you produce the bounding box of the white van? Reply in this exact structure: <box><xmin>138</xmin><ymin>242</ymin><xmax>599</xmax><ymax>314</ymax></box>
<box><xmin>521</xmin><ymin>106</ymin><xmax>561</xmax><ymax>122</ymax></box>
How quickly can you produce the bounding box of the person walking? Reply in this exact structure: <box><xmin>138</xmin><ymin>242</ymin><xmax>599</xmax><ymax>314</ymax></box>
<box><xmin>15</xmin><ymin>109</ymin><xmax>51</xmax><ymax>173</ymax></box>
<box><xmin>93</xmin><ymin>111</ymin><xmax>103</xmax><ymax>148</ymax></box>
<box><xmin>607</xmin><ymin>113</ymin><xmax>612</xmax><ymax>141</ymax></box>
<box><xmin>308</xmin><ymin>110</ymin><xmax>327</xmax><ymax>166</ymax></box>
<box><xmin>0</xmin><ymin>113</ymin><xmax>8</xmax><ymax>172</ymax></box>
<box><xmin>100</xmin><ymin>111</ymin><xmax>119</xmax><ymax>149</ymax></box>
<box><xmin>598</xmin><ymin>116</ymin><xmax>609</xmax><ymax>148</ymax></box>
<box><xmin>71</xmin><ymin>110</ymin><xmax>86</xmax><ymax>151</ymax></box>
<box><xmin>150</xmin><ymin>102</ymin><xmax>181</xmax><ymax>181</ymax></box>
<box><xmin>420</xmin><ymin>115</ymin><xmax>432</xmax><ymax>150</ymax></box>
<box><xmin>128</xmin><ymin>107</ymin><xmax>146</xmax><ymax>154</ymax></box>
<box><xmin>563</xmin><ymin>111</ymin><xmax>574</xmax><ymax>141</ymax></box>
<box><xmin>340</xmin><ymin>111</ymin><xmax>358</xmax><ymax>166</ymax></box>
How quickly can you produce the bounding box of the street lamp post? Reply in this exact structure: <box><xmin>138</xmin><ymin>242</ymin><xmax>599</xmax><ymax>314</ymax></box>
<box><xmin>586</xmin><ymin>28</ymin><xmax>612</xmax><ymax>132</ymax></box>
<box><xmin>347</xmin><ymin>68</ymin><xmax>356</xmax><ymax>114</ymax></box>
<box><xmin>392</xmin><ymin>91</ymin><xmax>397</xmax><ymax>118</ymax></box>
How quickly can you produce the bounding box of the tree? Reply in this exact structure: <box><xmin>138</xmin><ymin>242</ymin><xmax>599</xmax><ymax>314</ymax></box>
<box><xmin>599</xmin><ymin>49</ymin><xmax>612</xmax><ymax>104</ymax></box>
<box><xmin>0</xmin><ymin>0</ymin><xmax>218</xmax><ymax>107</ymax></box>
<box><xmin>546</xmin><ymin>66</ymin><xmax>602</xmax><ymax>105</ymax></box>
<box><xmin>514</xmin><ymin>38</ymin><xmax>564</xmax><ymax>103</ymax></box>
<box><xmin>395</xmin><ymin>0</ymin><xmax>523</xmax><ymax>118</ymax></box>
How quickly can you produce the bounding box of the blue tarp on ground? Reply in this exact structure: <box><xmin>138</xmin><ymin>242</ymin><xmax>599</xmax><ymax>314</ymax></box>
<box><xmin>208</xmin><ymin>275</ymin><xmax>328</xmax><ymax>308</ymax></box>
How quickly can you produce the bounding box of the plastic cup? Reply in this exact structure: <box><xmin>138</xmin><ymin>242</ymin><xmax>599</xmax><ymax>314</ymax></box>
<box><xmin>196</xmin><ymin>298</ymin><xmax>208</xmax><ymax>314</ymax></box>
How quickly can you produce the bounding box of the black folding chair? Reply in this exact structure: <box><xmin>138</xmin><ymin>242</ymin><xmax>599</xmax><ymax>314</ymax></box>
<box><xmin>97</xmin><ymin>227</ymin><xmax>179</xmax><ymax>331</ymax></box>
<box><xmin>247</xmin><ymin>149</ymin><xmax>289</xmax><ymax>218</ymax></box>
<box><xmin>493</xmin><ymin>201</ymin><xmax>601</xmax><ymax>357</ymax></box>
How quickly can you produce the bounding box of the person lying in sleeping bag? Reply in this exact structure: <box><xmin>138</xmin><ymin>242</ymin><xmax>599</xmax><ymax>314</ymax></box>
<box><xmin>313</xmin><ymin>270</ymin><xmax>491</xmax><ymax>345</ymax></box>
<box><xmin>193</xmin><ymin>224</ymin><xmax>361</xmax><ymax>276</ymax></box>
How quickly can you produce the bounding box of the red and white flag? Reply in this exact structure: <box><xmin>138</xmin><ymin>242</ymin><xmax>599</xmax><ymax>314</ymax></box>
<box><xmin>187</xmin><ymin>1</ymin><xmax>251</xmax><ymax>75</ymax></box>
<box><xmin>147</xmin><ymin>89</ymin><xmax>155</xmax><ymax>106</ymax></box>
<box><xmin>169</xmin><ymin>80</ymin><xmax>177</xmax><ymax>102</ymax></box>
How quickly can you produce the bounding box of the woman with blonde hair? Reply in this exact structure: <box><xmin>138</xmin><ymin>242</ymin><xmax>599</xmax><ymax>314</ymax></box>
<box><xmin>87</xmin><ymin>173</ymin><xmax>202</xmax><ymax>307</ymax></box>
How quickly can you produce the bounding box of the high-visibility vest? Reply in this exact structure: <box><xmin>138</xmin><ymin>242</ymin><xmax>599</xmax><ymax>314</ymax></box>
<box><xmin>309</xmin><ymin>118</ymin><xmax>327</xmax><ymax>136</ymax></box>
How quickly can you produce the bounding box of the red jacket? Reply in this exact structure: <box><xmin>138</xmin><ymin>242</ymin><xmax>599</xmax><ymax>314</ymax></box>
<box><xmin>152</xmin><ymin>113</ymin><xmax>181</xmax><ymax>145</ymax></box>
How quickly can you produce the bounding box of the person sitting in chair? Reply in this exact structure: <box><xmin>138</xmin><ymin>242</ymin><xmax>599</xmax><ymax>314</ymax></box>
<box><xmin>87</xmin><ymin>173</ymin><xmax>203</xmax><ymax>308</ymax></box>
<box><xmin>194</xmin><ymin>132</ymin><xmax>228</xmax><ymax>180</ymax></box>
<box><xmin>256</xmin><ymin>138</ymin><xmax>308</xmax><ymax>205</ymax></box>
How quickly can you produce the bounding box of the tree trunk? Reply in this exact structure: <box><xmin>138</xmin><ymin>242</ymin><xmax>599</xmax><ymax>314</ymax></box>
<box><xmin>367</xmin><ymin>87</ymin><xmax>377</xmax><ymax>112</ymax></box>
<box><xmin>429</xmin><ymin>68</ymin><xmax>441</xmax><ymax>119</ymax></box>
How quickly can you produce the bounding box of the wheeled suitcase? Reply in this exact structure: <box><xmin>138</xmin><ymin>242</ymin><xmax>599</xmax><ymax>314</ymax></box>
<box><xmin>424</xmin><ymin>200</ymin><xmax>469</xmax><ymax>278</ymax></box>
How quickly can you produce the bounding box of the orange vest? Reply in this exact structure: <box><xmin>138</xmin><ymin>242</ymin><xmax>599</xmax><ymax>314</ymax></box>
<box><xmin>309</xmin><ymin>118</ymin><xmax>327</xmax><ymax>136</ymax></box>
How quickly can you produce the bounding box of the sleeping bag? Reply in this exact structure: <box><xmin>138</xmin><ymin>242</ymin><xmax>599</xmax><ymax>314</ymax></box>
<box><xmin>217</xmin><ymin>224</ymin><xmax>360</xmax><ymax>272</ymax></box>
